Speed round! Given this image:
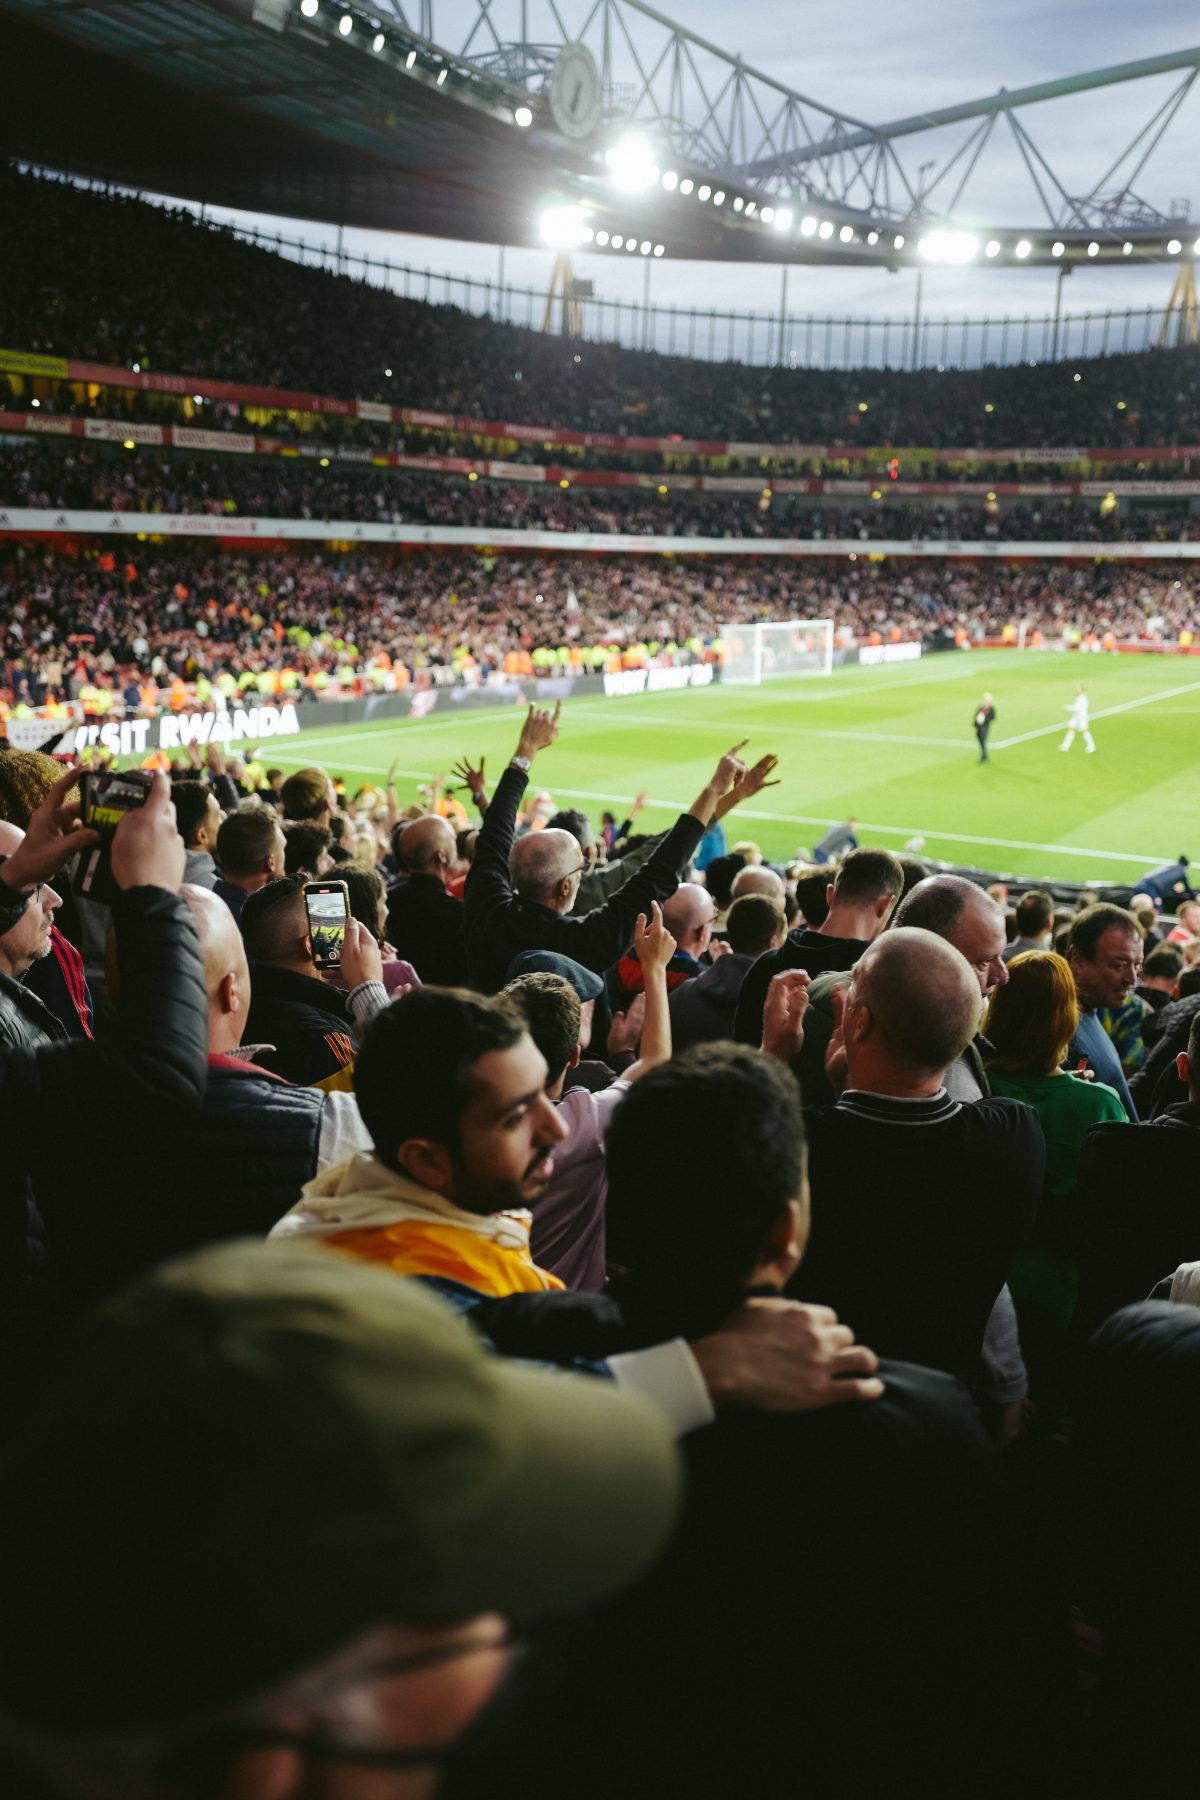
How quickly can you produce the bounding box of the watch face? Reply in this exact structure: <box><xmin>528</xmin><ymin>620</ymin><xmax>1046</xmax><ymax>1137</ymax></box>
<box><xmin>548</xmin><ymin>43</ymin><xmax>602</xmax><ymax>142</ymax></box>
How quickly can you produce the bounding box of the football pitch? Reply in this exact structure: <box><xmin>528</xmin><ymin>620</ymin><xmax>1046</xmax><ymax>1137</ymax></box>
<box><xmin>272</xmin><ymin>650</ymin><xmax>1200</xmax><ymax>883</ymax></box>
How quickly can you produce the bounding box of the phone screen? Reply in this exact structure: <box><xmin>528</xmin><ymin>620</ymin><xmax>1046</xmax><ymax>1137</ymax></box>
<box><xmin>305</xmin><ymin>882</ymin><xmax>349</xmax><ymax>970</ymax></box>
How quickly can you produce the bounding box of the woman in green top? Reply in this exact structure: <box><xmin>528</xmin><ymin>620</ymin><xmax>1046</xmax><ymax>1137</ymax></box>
<box><xmin>983</xmin><ymin>950</ymin><xmax>1126</xmax><ymax>1424</ymax></box>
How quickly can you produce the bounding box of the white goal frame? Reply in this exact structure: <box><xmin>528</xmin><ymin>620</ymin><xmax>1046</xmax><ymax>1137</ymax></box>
<box><xmin>720</xmin><ymin>618</ymin><xmax>835</xmax><ymax>684</ymax></box>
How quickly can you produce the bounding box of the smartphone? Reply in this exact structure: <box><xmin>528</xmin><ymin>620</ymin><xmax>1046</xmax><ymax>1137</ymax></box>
<box><xmin>304</xmin><ymin>880</ymin><xmax>350</xmax><ymax>972</ymax></box>
<box><xmin>74</xmin><ymin>768</ymin><xmax>154</xmax><ymax>905</ymax></box>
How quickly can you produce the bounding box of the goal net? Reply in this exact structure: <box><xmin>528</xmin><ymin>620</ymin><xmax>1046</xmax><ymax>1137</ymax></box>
<box><xmin>719</xmin><ymin>618</ymin><xmax>834</xmax><ymax>685</ymax></box>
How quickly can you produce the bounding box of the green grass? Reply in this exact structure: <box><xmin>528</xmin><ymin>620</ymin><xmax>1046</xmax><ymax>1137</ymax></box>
<box><xmin>271</xmin><ymin>650</ymin><xmax>1200</xmax><ymax>881</ymax></box>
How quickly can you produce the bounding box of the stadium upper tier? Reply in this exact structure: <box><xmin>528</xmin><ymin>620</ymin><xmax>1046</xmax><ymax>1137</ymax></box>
<box><xmin>3</xmin><ymin>545</ymin><xmax>1198</xmax><ymax>715</ymax></box>
<box><xmin>5</xmin><ymin>166</ymin><xmax>1200</xmax><ymax>455</ymax></box>
<box><xmin>3</xmin><ymin>439</ymin><xmax>1199</xmax><ymax>543</ymax></box>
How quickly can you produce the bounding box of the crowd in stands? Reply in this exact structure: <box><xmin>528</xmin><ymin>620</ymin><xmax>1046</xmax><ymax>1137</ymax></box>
<box><xmin>5</xmin><ymin>439</ymin><xmax>1200</xmax><ymax>543</ymax></box>
<box><xmin>7</xmin><ymin>164</ymin><xmax>1200</xmax><ymax>448</ymax></box>
<box><xmin>5</xmin><ymin>542</ymin><xmax>1200</xmax><ymax>713</ymax></box>
<box><xmin>1</xmin><ymin>701</ymin><xmax>1199</xmax><ymax>1798</ymax></box>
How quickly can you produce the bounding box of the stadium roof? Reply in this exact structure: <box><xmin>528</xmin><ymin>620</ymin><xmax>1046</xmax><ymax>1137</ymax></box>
<box><xmin>2</xmin><ymin>0</ymin><xmax>1199</xmax><ymax>271</ymax></box>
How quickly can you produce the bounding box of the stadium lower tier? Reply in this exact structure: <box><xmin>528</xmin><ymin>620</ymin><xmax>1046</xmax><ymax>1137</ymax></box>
<box><xmin>3</xmin><ymin>543</ymin><xmax>1200</xmax><ymax>709</ymax></box>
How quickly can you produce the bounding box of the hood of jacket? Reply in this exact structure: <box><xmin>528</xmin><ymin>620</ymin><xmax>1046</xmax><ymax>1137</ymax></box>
<box><xmin>271</xmin><ymin>1149</ymin><xmax>534</xmax><ymax>1250</ymax></box>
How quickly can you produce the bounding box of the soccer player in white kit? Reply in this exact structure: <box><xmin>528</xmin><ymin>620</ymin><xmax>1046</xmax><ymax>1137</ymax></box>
<box><xmin>1060</xmin><ymin>684</ymin><xmax>1096</xmax><ymax>754</ymax></box>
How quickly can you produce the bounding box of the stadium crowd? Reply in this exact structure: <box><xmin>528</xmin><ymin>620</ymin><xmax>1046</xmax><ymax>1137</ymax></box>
<box><xmin>6</xmin><ymin>164</ymin><xmax>1200</xmax><ymax>448</ymax></box>
<box><xmin>5</xmin><ymin>439</ymin><xmax>1200</xmax><ymax>543</ymax></box>
<box><xmin>5</xmin><ymin>544</ymin><xmax>1200</xmax><ymax>713</ymax></box>
<box><xmin>0</xmin><ymin>705</ymin><xmax>1199</xmax><ymax>1798</ymax></box>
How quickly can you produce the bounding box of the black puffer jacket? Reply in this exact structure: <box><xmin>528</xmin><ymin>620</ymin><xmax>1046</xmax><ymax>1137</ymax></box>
<box><xmin>0</xmin><ymin>876</ymin><xmax>207</xmax><ymax>1431</ymax></box>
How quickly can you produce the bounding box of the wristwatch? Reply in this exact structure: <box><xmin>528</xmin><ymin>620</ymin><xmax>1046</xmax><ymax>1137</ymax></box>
<box><xmin>510</xmin><ymin>755</ymin><xmax>532</xmax><ymax>773</ymax></box>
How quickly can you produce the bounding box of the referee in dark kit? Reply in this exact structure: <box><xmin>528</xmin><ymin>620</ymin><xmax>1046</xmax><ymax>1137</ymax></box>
<box><xmin>973</xmin><ymin>693</ymin><xmax>995</xmax><ymax>763</ymax></box>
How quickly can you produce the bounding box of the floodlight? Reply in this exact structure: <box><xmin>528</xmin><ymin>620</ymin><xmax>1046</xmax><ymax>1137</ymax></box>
<box><xmin>581</xmin><ymin>226</ymin><xmax>594</xmax><ymax>242</ymax></box>
<box><xmin>1122</xmin><ymin>241</ymin><xmax>1133</xmax><ymax>255</ymax></box>
<box><xmin>662</xmin><ymin>171</ymin><xmax>679</xmax><ymax>191</ymax></box>
<box><xmin>538</xmin><ymin>205</ymin><xmax>587</xmax><ymax>249</ymax></box>
<box><xmin>985</xmin><ymin>240</ymin><xmax>1000</xmax><ymax>257</ymax></box>
<box><xmin>732</xmin><ymin>197</ymin><xmax>744</xmax><ymax>212</ymax></box>
<box><xmin>436</xmin><ymin>66</ymin><xmax>448</xmax><ymax>84</ymax></box>
<box><xmin>712</xmin><ymin>190</ymin><xmax>725</xmax><ymax>206</ymax></box>
<box><xmin>338</xmin><ymin>13</ymin><xmax>352</xmax><ymax>34</ymax></box>
<box><xmin>384</xmin><ymin>367</ymin><xmax>392</xmax><ymax>375</ymax></box>
<box><xmin>372</xmin><ymin>30</ymin><xmax>385</xmax><ymax>51</ymax></box>
<box><xmin>605</xmin><ymin>134</ymin><xmax>660</xmax><ymax>193</ymax></box>
<box><xmin>514</xmin><ymin>105</ymin><xmax>533</xmax><ymax>128</ymax></box>
<box><xmin>760</xmin><ymin>206</ymin><xmax>775</xmax><ymax>223</ymax></box>
<box><xmin>1087</xmin><ymin>241</ymin><xmax>1099</xmax><ymax>257</ymax></box>
<box><xmin>123</xmin><ymin>439</ymin><xmax>135</xmax><ymax>450</ymax></box>
<box><xmin>866</xmin><ymin>229</ymin><xmax>879</xmax><ymax>245</ymax></box>
<box><xmin>193</xmin><ymin>394</ymin><xmax>203</xmax><ymax>404</ymax></box>
<box><xmin>744</xmin><ymin>200</ymin><xmax>757</xmax><ymax>216</ymax></box>
<box><xmin>818</xmin><ymin>220</ymin><xmax>834</xmax><ymax>239</ymax></box>
<box><xmin>774</xmin><ymin>208</ymin><xmax>793</xmax><ymax>230</ymax></box>
<box><xmin>892</xmin><ymin>233</ymin><xmax>904</xmax><ymax>249</ymax></box>
<box><xmin>1168</xmin><ymin>238</ymin><xmax>1182</xmax><ymax>254</ymax></box>
<box><xmin>625</xmin><ymin>237</ymin><xmax>637</xmax><ymax>251</ymax></box>
<box><xmin>640</xmin><ymin>240</ymin><xmax>651</xmax><ymax>254</ymax></box>
<box><xmin>30</xmin><ymin>397</ymin><xmax>40</xmax><ymax>407</ymax></box>
<box><xmin>610</xmin><ymin>234</ymin><xmax>623</xmax><ymax>247</ymax></box>
<box><xmin>801</xmin><ymin>216</ymin><xmax>817</xmax><ymax>236</ymax></box>
<box><xmin>920</xmin><ymin>230</ymin><xmax>978</xmax><ymax>263</ymax></box>
<box><xmin>698</xmin><ymin>185</ymin><xmax>711</xmax><ymax>201</ymax></box>
<box><xmin>596</xmin><ymin>230</ymin><xmax>609</xmax><ymax>245</ymax></box>
<box><xmin>839</xmin><ymin>224</ymin><xmax>853</xmax><ymax>243</ymax></box>
<box><xmin>1051</xmin><ymin>241</ymin><xmax>1065</xmax><ymax>257</ymax></box>
<box><xmin>679</xmin><ymin>178</ymin><xmax>694</xmax><ymax>195</ymax></box>
<box><xmin>300</xmin><ymin>0</ymin><xmax>318</xmax><ymax>14</ymax></box>
<box><xmin>1015</xmin><ymin>239</ymin><xmax>1031</xmax><ymax>258</ymax></box>
<box><xmin>405</xmin><ymin>48</ymin><xmax>416</xmax><ymax>67</ymax></box>
<box><xmin>653</xmin><ymin>243</ymin><xmax>664</xmax><ymax>255</ymax></box>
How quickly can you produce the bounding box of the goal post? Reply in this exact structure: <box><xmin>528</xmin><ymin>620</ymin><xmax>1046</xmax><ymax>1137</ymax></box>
<box><xmin>719</xmin><ymin>618</ymin><xmax>834</xmax><ymax>684</ymax></box>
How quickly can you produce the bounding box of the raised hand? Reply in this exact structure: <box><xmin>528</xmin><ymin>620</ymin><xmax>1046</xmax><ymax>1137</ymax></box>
<box><xmin>451</xmin><ymin>755</ymin><xmax>487</xmax><ymax>796</ymax></box>
<box><xmin>732</xmin><ymin>754</ymin><xmax>781</xmax><ymax>801</ymax></box>
<box><xmin>762</xmin><ymin>969</ymin><xmax>810</xmax><ymax>1061</ymax></box>
<box><xmin>711</xmin><ymin>738</ymin><xmax>749</xmax><ymax>795</ymax></box>
<box><xmin>607</xmin><ymin>989</ymin><xmax>646</xmax><ymax>1055</ymax></box>
<box><xmin>515</xmin><ymin>701</ymin><xmax>562</xmax><ymax>762</ymax></box>
<box><xmin>634</xmin><ymin>900</ymin><xmax>677</xmax><ymax>976</ymax></box>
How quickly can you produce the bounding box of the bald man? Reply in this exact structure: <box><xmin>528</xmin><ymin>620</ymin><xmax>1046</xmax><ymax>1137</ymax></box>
<box><xmin>49</xmin><ymin>887</ymin><xmax>375</xmax><ymax>1313</ymax></box>
<box><xmin>729</xmin><ymin>865</ymin><xmax>786</xmax><ymax>904</ymax></box>
<box><xmin>385</xmin><ymin>813</ymin><xmax>468</xmax><ymax>987</ymax></box>
<box><xmin>611</xmin><ymin>883</ymin><xmax>718</xmax><ymax>1013</ymax></box>
<box><xmin>765</xmin><ymin>928</ymin><xmax>1044</xmax><ymax>1383</ymax></box>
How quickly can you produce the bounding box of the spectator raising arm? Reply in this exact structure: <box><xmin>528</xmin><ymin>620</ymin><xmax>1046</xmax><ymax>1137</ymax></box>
<box><xmin>623</xmin><ymin>903</ymin><xmax>675</xmax><ymax>1079</ymax></box>
<box><xmin>451</xmin><ymin>755</ymin><xmax>490</xmax><ymax>817</ymax></box>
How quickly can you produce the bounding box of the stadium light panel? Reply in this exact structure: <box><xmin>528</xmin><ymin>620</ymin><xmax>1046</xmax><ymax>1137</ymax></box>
<box><xmin>610</xmin><ymin>234</ymin><xmax>622</xmax><ymax>246</ymax></box>
<box><xmin>1051</xmin><ymin>241</ymin><xmax>1065</xmax><ymax>256</ymax></box>
<box><xmin>596</xmin><ymin>230</ymin><xmax>609</xmax><ymax>245</ymax></box>
<box><xmin>625</xmin><ymin>237</ymin><xmax>637</xmax><ymax>251</ymax></box>
<box><xmin>1122</xmin><ymin>241</ymin><xmax>1133</xmax><ymax>255</ymax></box>
<box><xmin>818</xmin><ymin>221</ymin><xmax>834</xmax><ymax>239</ymax></box>
<box><xmin>514</xmin><ymin>105</ymin><xmax>533</xmax><ymax>127</ymax></box>
<box><xmin>679</xmin><ymin>178</ymin><xmax>695</xmax><ymax>196</ymax></box>
<box><xmin>581</xmin><ymin>226</ymin><xmax>594</xmax><ymax>242</ymax></box>
<box><xmin>405</xmin><ymin>48</ymin><xmax>416</xmax><ymax>67</ymax></box>
<box><xmin>1168</xmin><ymin>238</ymin><xmax>1182</xmax><ymax>254</ymax></box>
<box><xmin>384</xmin><ymin>367</ymin><xmax>392</xmax><ymax>376</ymax></box>
<box><xmin>1087</xmin><ymin>241</ymin><xmax>1099</xmax><ymax>257</ymax></box>
<box><xmin>775</xmin><ymin>209</ymin><xmax>793</xmax><ymax>231</ymax></box>
<box><xmin>744</xmin><ymin>201</ymin><xmax>757</xmax><ymax>216</ymax></box>
<box><xmin>698</xmin><ymin>185</ymin><xmax>711</xmax><ymax>201</ymax></box>
<box><xmin>920</xmin><ymin>230</ymin><xmax>978</xmax><ymax>263</ymax></box>
<box><xmin>761</xmin><ymin>206</ymin><xmax>775</xmax><ymax>223</ymax></box>
<box><xmin>712</xmin><ymin>191</ymin><xmax>726</xmax><ymax>207</ymax></box>
<box><xmin>733</xmin><ymin>197</ymin><xmax>744</xmax><ymax>212</ymax></box>
<box><xmin>801</xmin><ymin>216</ymin><xmax>817</xmax><ymax>236</ymax></box>
<box><xmin>892</xmin><ymin>233</ymin><xmax>904</xmax><ymax>249</ymax></box>
<box><xmin>662</xmin><ymin>171</ymin><xmax>679</xmax><ymax>191</ymax></box>
<box><xmin>985</xmin><ymin>240</ymin><xmax>1000</xmax><ymax>257</ymax></box>
<box><xmin>436</xmin><ymin>66</ymin><xmax>448</xmax><ymax>84</ymax></box>
<box><xmin>640</xmin><ymin>240</ymin><xmax>651</xmax><ymax>254</ymax></box>
<box><xmin>299</xmin><ymin>0</ymin><xmax>318</xmax><ymax>14</ymax></box>
<box><xmin>538</xmin><ymin>204</ymin><xmax>587</xmax><ymax>249</ymax></box>
<box><xmin>338</xmin><ymin>13</ymin><xmax>352</xmax><ymax>34</ymax></box>
<box><xmin>839</xmin><ymin>225</ymin><xmax>854</xmax><ymax>243</ymax></box>
<box><xmin>1015</xmin><ymin>239</ymin><xmax>1031</xmax><ymax>258</ymax></box>
<box><xmin>653</xmin><ymin>243</ymin><xmax>665</xmax><ymax>255</ymax></box>
<box><xmin>866</xmin><ymin>229</ymin><xmax>879</xmax><ymax>245</ymax></box>
<box><xmin>372</xmin><ymin>30</ymin><xmax>385</xmax><ymax>51</ymax></box>
<box><xmin>605</xmin><ymin>135</ymin><xmax>660</xmax><ymax>194</ymax></box>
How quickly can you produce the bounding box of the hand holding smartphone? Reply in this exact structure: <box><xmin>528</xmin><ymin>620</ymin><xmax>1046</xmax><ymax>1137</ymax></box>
<box><xmin>304</xmin><ymin>881</ymin><xmax>351</xmax><ymax>971</ymax></box>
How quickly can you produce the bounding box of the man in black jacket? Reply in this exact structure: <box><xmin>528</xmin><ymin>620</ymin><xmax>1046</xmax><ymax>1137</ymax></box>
<box><xmin>385</xmin><ymin>813</ymin><xmax>468</xmax><ymax>985</ymax></box>
<box><xmin>463</xmin><ymin>704</ymin><xmax>771</xmax><ymax>995</ymax></box>
<box><xmin>765</xmin><ymin>928</ymin><xmax>1043</xmax><ymax>1384</ymax></box>
<box><xmin>0</xmin><ymin>766</ymin><xmax>207</xmax><ymax>1423</ymax></box>
<box><xmin>241</xmin><ymin>875</ymin><xmax>384</xmax><ymax>1088</ymax></box>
